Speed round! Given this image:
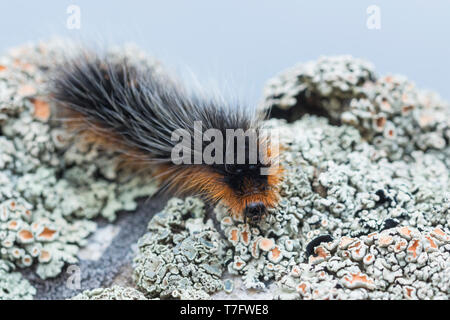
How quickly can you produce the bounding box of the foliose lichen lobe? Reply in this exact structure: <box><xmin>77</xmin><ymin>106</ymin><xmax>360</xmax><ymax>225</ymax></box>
<box><xmin>133</xmin><ymin>197</ymin><xmax>227</xmax><ymax>300</ymax></box>
<box><xmin>70</xmin><ymin>285</ymin><xmax>148</xmax><ymax>300</ymax></box>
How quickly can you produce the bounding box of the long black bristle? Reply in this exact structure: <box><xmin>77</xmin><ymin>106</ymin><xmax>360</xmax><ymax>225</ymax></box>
<box><xmin>51</xmin><ymin>52</ymin><xmax>262</xmax><ymax>165</ymax></box>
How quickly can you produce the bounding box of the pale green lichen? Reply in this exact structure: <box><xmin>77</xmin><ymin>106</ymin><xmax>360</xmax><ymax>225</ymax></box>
<box><xmin>261</xmin><ymin>55</ymin><xmax>450</xmax><ymax>162</ymax></box>
<box><xmin>261</xmin><ymin>55</ymin><xmax>376</xmax><ymax>122</ymax></box>
<box><xmin>0</xmin><ymin>259</ymin><xmax>36</xmax><ymax>300</ymax></box>
<box><xmin>276</xmin><ymin>226</ymin><xmax>450</xmax><ymax>300</ymax></box>
<box><xmin>71</xmin><ymin>285</ymin><xmax>148</xmax><ymax>300</ymax></box>
<box><xmin>0</xmin><ymin>40</ymin><xmax>159</xmax><ymax>281</ymax></box>
<box><xmin>133</xmin><ymin>197</ymin><xmax>227</xmax><ymax>299</ymax></box>
<box><xmin>0</xmin><ymin>198</ymin><xmax>96</xmax><ymax>279</ymax></box>
<box><xmin>217</xmin><ymin>115</ymin><xmax>449</xmax><ymax>296</ymax></box>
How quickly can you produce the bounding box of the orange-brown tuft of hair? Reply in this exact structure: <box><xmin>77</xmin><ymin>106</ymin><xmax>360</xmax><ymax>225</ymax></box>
<box><xmin>152</xmin><ymin>140</ymin><xmax>285</xmax><ymax>220</ymax></box>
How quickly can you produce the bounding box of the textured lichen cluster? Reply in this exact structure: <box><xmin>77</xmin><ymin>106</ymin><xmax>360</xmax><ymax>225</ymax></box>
<box><xmin>133</xmin><ymin>197</ymin><xmax>227</xmax><ymax>300</ymax></box>
<box><xmin>0</xmin><ymin>41</ymin><xmax>158</xmax><ymax>298</ymax></box>
<box><xmin>71</xmin><ymin>285</ymin><xmax>148</xmax><ymax>300</ymax></box>
<box><xmin>276</xmin><ymin>226</ymin><xmax>449</xmax><ymax>299</ymax></box>
<box><xmin>0</xmin><ymin>259</ymin><xmax>35</xmax><ymax>300</ymax></box>
<box><xmin>262</xmin><ymin>55</ymin><xmax>450</xmax><ymax>162</ymax></box>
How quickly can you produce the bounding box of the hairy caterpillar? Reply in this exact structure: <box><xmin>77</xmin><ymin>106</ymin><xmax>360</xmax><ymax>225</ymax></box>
<box><xmin>51</xmin><ymin>51</ymin><xmax>284</xmax><ymax>224</ymax></box>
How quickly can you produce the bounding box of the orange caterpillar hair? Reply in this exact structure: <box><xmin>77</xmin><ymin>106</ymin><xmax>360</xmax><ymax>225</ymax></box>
<box><xmin>51</xmin><ymin>52</ymin><xmax>284</xmax><ymax>223</ymax></box>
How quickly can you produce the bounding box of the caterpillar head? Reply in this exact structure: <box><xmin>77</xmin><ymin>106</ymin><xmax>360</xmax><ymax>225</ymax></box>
<box><xmin>208</xmin><ymin>134</ymin><xmax>284</xmax><ymax>224</ymax></box>
<box><xmin>219</xmin><ymin>159</ymin><xmax>283</xmax><ymax>223</ymax></box>
<box><xmin>162</xmin><ymin>134</ymin><xmax>283</xmax><ymax>224</ymax></box>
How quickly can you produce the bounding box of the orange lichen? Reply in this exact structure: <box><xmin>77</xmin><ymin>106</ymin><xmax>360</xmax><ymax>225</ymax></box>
<box><xmin>2</xmin><ymin>239</ymin><xmax>13</xmax><ymax>248</ymax></box>
<box><xmin>270</xmin><ymin>246</ymin><xmax>281</xmax><ymax>260</ymax></box>
<box><xmin>291</xmin><ymin>266</ymin><xmax>301</xmax><ymax>277</ymax></box>
<box><xmin>401</xmin><ymin>105</ymin><xmax>414</xmax><ymax>114</ymax></box>
<box><xmin>398</xmin><ymin>226</ymin><xmax>412</xmax><ymax>239</ymax></box>
<box><xmin>309</xmin><ymin>246</ymin><xmax>331</xmax><ymax>264</ymax></box>
<box><xmin>407</xmin><ymin>239</ymin><xmax>420</xmax><ymax>258</ymax></box>
<box><xmin>380</xmin><ymin>100</ymin><xmax>391</xmax><ymax>112</ymax></box>
<box><xmin>30</xmin><ymin>247</ymin><xmax>40</xmax><ymax>256</ymax></box>
<box><xmin>418</xmin><ymin>113</ymin><xmax>434</xmax><ymax>128</ymax></box>
<box><xmin>259</xmin><ymin>238</ymin><xmax>274</xmax><ymax>251</ymax></box>
<box><xmin>39</xmin><ymin>250</ymin><xmax>51</xmax><ymax>263</ymax></box>
<box><xmin>11</xmin><ymin>248</ymin><xmax>21</xmax><ymax>258</ymax></box>
<box><xmin>385</xmin><ymin>128</ymin><xmax>395</xmax><ymax>138</ymax></box>
<box><xmin>342</xmin><ymin>272</ymin><xmax>375</xmax><ymax>290</ymax></box>
<box><xmin>228</xmin><ymin>228</ymin><xmax>239</xmax><ymax>245</ymax></box>
<box><xmin>363</xmin><ymin>254</ymin><xmax>374</xmax><ymax>264</ymax></box>
<box><xmin>22</xmin><ymin>256</ymin><xmax>32</xmax><ymax>266</ymax></box>
<box><xmin>348</xmin><ymin>241</ymin><xmax>362</xmax><ymax>250</ymax></box>
<box><xmin>339</xmin><ymin>236</ymin><xmax>355</xmax><ymax>249</ymax></box>
<box><xmin>425</xmin><ymin>235</ymin><xmax>437</xmax><ymax>251</ymax></box>
<box><xmin>31</xmin><ymin>222</ymin><xmax>40</xmax><ymax>232</ymax></box>
<box><xmin>374</xmin><ymin>116</ymin><xmax>386</xmax><ymax>131</ymax></box>
<box><xmin>32</xmin><ymin>98</ymin><xmax>51</xmax><ymax>121</ymax></box>
<box><xmin>17</xmin><ymin>84</ymin><xmax>37</xmax><ymax>97</ymax></box>
<box><xmin>297</xmin><ymin>282</ymin><xmax>308</xmax><ymax>294</ymax></box>
<box><xmin>241</xmin><ymin>229</ymin><xmax>250</xmax><ymax>246</ymax></box>
<box><xmin>7</xmin><ymin>220</ymin><xmax>18</xmax><ymax>230</ymax></box>
<box><xmin>404</xmin><ymin>286</ymin><xmax>415</xmax><ymax>299</ymax></box>
<box><xmin>0</xmin><ymin>65</ymin><xmax>6</xmax><ymax>72</ymax></box>
<box><xmin>221</xmin><ymin>217</ymin><xmax>232</xmax><ymax>225</ymax></box>
<box><xmin>378</xmin><ymin>234</ymin><xmax>393</xmax><ymax>247</ymax></box>
<box><xmin>433</xmin><ymin>228</ymin><xmax>445</xmax><ymax>237</ymax></box>
<box><xmin>18</xmin><ymin>229</ymin><xmax>33</xmax><ymax>242</ymax></box>
<box><xmin>13</xmin><ymin>59</ymin><xmax>35</xmax><ymax>72</ymax></box>
<box><xmin>251</xmin><ymin>237</ymin><xmax>260</xmax><ymax>258</ymax></box>
<box><xmin>23</xmin><ymin>209</ymin><xmax>32</xmax><ymax>220</ymax></box>
<box><xmin>431</xmin><ymin>227</ymin><xmax>449</xmax><ymax>241</ymax></box>
<box><xmin>38</xmin><ymin>227</ymin><xmax>57</xmax><ymax>241</ymax></box>
<box><xmin>394</xmin><ymin>239</ymin><xmax>408</xmax><ymax>253</ymax></box>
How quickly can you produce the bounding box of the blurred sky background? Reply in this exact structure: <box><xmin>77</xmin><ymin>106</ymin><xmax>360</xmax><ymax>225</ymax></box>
<box><xmin>1</xmin><ymin>0</ymin><xmax>449</xmax><ymax>104</ymax></box>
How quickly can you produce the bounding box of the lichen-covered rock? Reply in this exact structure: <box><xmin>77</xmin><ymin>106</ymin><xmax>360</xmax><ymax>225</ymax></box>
<box><xmin>71</xmin><ymin>285</ymin><xmax>147</xmax><ymax>300</ymax></box>
<box><xmin>133</xmin><ymin>197</ymin><xmax>227</xmax><ymax>299</ymax></box>
<box><xmin>0</xmin><ymin>40</ymin><xmax>159</xmax><ymax>280</ymax></box>
<box><xmin>261</xmin><ymin>56</ymin><xmax>450</xmax><ymax>162</ymax></box>
<box><xmin>0</xmin><ymin>198</ymin><xmax>96</xmax><ymax>279</ymax></box>
<box><xmin>261</xmin><ymin>55</ymin><xmax>376</xmax><ymax>122</ymax></box>
<box><xmin>276</xmin><ymin>226</ymin><xmax>450</xmax><ymax>300</ymax></box>
<box><xmin>0</xmin><ymin>259</ymin><xmax>36</xmax><ymax>300</ymax></box>
<box><xmin>217</xmin><ymin>114</ymin><xmax>449</xmax><ymax>296</ymax></box>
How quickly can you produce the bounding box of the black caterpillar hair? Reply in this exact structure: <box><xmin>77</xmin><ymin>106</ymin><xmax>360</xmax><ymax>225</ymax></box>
<box><xmin>51</xmin><ymin>51</ymin><xmax>284</xmax><ymax>223</ymax></box>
